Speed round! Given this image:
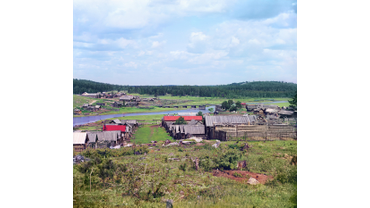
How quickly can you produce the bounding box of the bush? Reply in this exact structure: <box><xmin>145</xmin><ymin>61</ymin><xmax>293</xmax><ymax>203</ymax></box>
<box><xmin>179</xmin><ymin>163</ymin><xmax>187</xmax><ymax>171</ymax></box>
<box><xmin>233</xmin><ymin>172</ymin><xmax>242</xmax><ymax>177</ymax></box>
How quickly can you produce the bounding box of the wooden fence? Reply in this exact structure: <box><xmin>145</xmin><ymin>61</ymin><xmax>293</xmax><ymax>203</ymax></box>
<box><xmin>212</xmin><ymin>124</ymin><xmax>297</xmax><ymax>141</ymax></box>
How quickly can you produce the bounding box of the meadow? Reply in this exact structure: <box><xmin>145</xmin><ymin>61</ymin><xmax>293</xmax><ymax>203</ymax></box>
<box><xmin>73</xmin><ymin>139</ymin><xmax>297</xmax><ymax>207</ymax></box>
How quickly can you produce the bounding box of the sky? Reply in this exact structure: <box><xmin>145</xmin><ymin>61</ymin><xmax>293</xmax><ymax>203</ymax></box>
<box><xmin>73</xmin><ymin>0</ymin><xmax>297</xmax><ymax>85</ymax></box>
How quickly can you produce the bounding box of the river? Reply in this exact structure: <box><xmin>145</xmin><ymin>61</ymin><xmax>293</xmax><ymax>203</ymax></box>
<box><xmin>73</xmin><ymin>101</ymin><xmax>288</xmax><ymax>126</ymax></box>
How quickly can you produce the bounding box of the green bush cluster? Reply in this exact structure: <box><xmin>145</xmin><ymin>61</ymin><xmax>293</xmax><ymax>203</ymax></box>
<box><xmin>199</xmin><ymin>149</ymin><xmax>244</xmax><ymax>171</ymax></box>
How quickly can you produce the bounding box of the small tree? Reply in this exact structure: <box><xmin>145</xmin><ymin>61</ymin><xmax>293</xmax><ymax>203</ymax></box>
<box><xmin>289</xmin><ymin>91</ymin><xmax>297</xmax><ymax>110</ymax></box>
<box><xmin>235</xmin><ymin>101</ymin><xmax>242</xmax><ymax>109</ymax></box>
<box><xmin>221</xmin><ymin>101</ymin><xmax>229</xmax><ymax>110</ymax></box>
<box><xmin>229</xmin><ymin>104</ymin><xmax>237</xmax><ymax>112</ymax></box>
<box><xmin>228</xmin><ymin>100</ymin><xmax>234</xmax><ymax>108</ymax></box>
<box><xmin>174</xmin><ymin>116</ymin><xmax>187</xmax><ymax>124</ymax></box>
<box><xmin>196</xmin><ymin>111</ymin><xmax>203</xmax><ymax>117</ymax></box>
<box><xmin>208</xmin><ymin>108</ymin><xmax>214</xmax><ymax>113</ymax></box>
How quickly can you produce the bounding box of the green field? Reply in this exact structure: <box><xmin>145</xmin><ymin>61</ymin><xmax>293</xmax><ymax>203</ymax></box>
<box><xmin>133</xmin><ymin>124</ymin><xmax>174</xmax><ymax>144</ymax></box>
<box><xmin>73</xmin><ymin>139</ymin><xmax>297</xmax><ymax>207</ymax></box>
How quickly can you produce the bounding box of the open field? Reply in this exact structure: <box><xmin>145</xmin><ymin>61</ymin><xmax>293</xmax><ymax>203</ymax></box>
<box><xmin>73</xmin><ymin>139</ymin><xmax>297</xmax><ymax>207</ymax></box>
<box><xmin>133</xmin><ymin>124</ymin><xmax>174</xmax><ymax>144</ymax></box>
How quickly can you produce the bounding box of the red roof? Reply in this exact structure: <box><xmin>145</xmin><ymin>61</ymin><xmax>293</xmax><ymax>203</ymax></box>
<box><xmin>103</xmin><ymin>125</ymin><xmax>126</xmax><ymax>132</ymax></box>
<box><xmin>241</xmin><ymin>103</ymin><xmax>247</xmax><ymax>105</ymax></box>
<box><xmin>163</xmin><ymin>116</ymin><xmax>203</xmax><ymax>121</ymax></box>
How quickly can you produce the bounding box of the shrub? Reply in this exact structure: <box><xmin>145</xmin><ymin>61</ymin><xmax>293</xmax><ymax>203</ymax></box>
<box><xmin>233</xmin><ymin>172</ymin><xmax>243</xmax><ymax>177</ymax></box>
<box><xmin>179</xmin><ymin>163</ymin><xmax>187</xmax><ymax>171</ymax></box>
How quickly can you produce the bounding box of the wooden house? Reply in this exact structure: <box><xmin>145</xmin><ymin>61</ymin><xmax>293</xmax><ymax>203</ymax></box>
<box><xmin>204</xmin><ymin>115</ymin><xmax>253</xmax><ymax>139</ymax></box>
<box><xmin>125</xmin><ymin>102</ymin><xmax>138</xmax><ymax>107</ymax></box>
<box><xmin>168</xmin><ymin>125</ymin><xmax>205</xmax><ymax>139</ymax></box>
<box><xmin>120</xmin><ymin>95</ymin><xmax>134</xmax><ymax>102</ymax></box>
<box><xmin>88</xmin><ymin>131</ymin><xmax>121</xmax><ymax>148</ymax></box>
<box><xmin>74</xmin><ymin>109</ymin><xmax>81</xmax><ymax>115</ymax></box>
<box><xmin>112</xmin><ymin>101</ymin><xmax>123</xmax><ymax>108</ymax></box>
<box><xmin>73</xmin><ymin>132</ymin><xmax>89</xmax><ymax>152</ymax></box>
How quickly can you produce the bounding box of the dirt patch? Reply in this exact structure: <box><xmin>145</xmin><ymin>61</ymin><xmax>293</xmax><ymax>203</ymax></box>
<box><xmin>195</xmin><ymin>143</ymin><xmax>205</xmax><ymax>146</ymax></box>
<box><xmin>149</xmin><ymin>125</ymin><xmax>160</xmax><ymax>128</ymax></box>
<box><xmin>212</xmin><ymin>170</ymin><xmax>273</xmax><ymax>184</ymax></box>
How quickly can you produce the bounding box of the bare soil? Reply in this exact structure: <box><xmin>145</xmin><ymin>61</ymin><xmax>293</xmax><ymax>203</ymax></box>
<box><xmin>212</xmin><ymin>170</ymin><xmax>273</xmax><ymax>184</ymax></box>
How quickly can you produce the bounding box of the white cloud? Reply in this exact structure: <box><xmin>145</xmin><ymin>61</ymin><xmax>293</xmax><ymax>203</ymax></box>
<box><xmin>124</xmin><ymin>61</ymin><xmax>138</xmax><ymax>68</ymax></box>
<box><xmin>116</xmin><ymin>38</ymin><xmax>136</xmax><ymax>48</ymax></box>
<box><xmin>151</xmin><ymin>40</ymin><xmax>166</xmax><ymax>48</ymax></box>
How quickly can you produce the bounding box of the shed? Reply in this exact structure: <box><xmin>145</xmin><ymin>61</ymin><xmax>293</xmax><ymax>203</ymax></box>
<box><xmin>73</xmin><ymin>132</ymin><xmax>89</xmax><ymax>152</ymax></box>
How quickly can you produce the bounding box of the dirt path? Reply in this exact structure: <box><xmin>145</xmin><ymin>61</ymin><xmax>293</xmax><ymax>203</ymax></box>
<box><xmin>89</xmin><ymin>100</ymin><xmax>97</xmax><ymax>105</ymax></box>
<box><xmin>212</xmin><ymin>170</ymin><xmax>273</xmax><ymax>184</ymax></box>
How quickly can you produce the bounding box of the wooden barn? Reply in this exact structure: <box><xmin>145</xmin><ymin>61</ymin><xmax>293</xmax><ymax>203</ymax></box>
<box><xmin>125</xmin><ymin>102</ymin><xmax>138</xmax><ymax>107</ymax></box>
<box><xmin>204</xmin><ymin>115</ymin><xmax>253</xmax><ymax>139</ymax></box>
<box><xmin>73</xmin><ymin>132</ymin><xmax>89</xmax><ymax>152</ymax></box>
<box><xmin>120</xmin><ymin>95</ymin><xmax>134</xmax><ymax>102</ymax></box>
<box><xmin>168</xmin><ymin>125</ymin><xmax>205</xmax><ymax>139</ymax></box>
<box><xmin>87</xmin><ymin>131</ymin><xmax>121</xmax><ymax>148</ymax></box>
<box><xmin>112</xmin><ymin>101</ymin><xmax>123</xmax><ymax>108</ymax></box>
<box><xmin>74</xmin><ymin>109</ymin><xmax>81</xmax><ymax>115</ymax></box>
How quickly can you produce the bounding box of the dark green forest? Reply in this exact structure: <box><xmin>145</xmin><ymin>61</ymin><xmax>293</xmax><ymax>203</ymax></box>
<box><xmin>73</xmin><ymin>79</ymin><xmax>297</xmax><ymax>98</ymax></box>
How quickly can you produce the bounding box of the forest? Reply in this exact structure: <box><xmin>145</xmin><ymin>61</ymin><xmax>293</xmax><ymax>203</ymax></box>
<box><xmin>73</xmin><ymin>79</ymin><xmax>297</xmax><ymax>98</ymax></box>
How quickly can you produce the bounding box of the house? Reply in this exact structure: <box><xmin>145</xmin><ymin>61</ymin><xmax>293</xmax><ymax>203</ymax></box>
<box><xmin>74</xmin><ymin>109</ymin><xmax>81</xmax><ymax>115</ymax></box>
<box><xmin>204</xmin><ymin>115</ymin><xmax>252</xmax><ymax>139</ymax></box>
<box><xmin>112</xmin><ymin>101</ymin><xmax>123</xmax><ymax>108</ymax></box>
<box><xmin>73</xmin><ymin>132</ymin><xmax>89</xmax><ymax>152</ymax></box>
<box><xmin>199</xmin><ymin>105</ymin><xmax>206</xmax><ymax>110</ymax></box>
<box><xmin>120</xmin><ymin>95</ymin><xmax>134</xmax><ymax>102</ymax></box>
<box><xmin>246</xmin><ymin>104</ymin><xmax>258</xmax><ymax>111</ymax></box>
<box><xmin>188</xmin><ymin>119</ymin><xmax>203</xmax><ymax>125</ymax></box>
<box><xmin>168</xmin><ymin>125</ymin><xmax>206</xmax><ymax>139</ymax></box>
<box><xmin>278</xmin><ymin>110</ymin><xmax>295</xmax><ymax>118</ymax></box>
<box><xmin>182</xmin><ymin>105</ymin><xmax>188</xmax><ymax>108</ymax></box>
<box><xmin>110</xmin><ymin>119</ymin><xmax>122</xmax><ymax>124</ymax></box>
<box><xmin>241</xmin><ymin>103</ymin><xmax>247</xmax><ymax>107</ymax></box>
<box><xmin>88</xmin><ymin>131</ymin><xmax>122</xmax><ymax>148</ymax></box>
<box><xmin>121</xmin><ymin>120</ymin><xmax>138</xmax><ymax>128</ymax></box>
<box><xmin>162</xmin><ymin>116</ymin><xmax>203</xmax><ymax>130</ymax></box>
<box><xmin>103</xmin><ymin>125</ymin><xmax>128</xmax><ymax>140</ymax></box>
<box><xmin>125</xmin><ymin>102</ymin><xmax>138</xmax><ymax>107</ymax></box>
<box><xmin>82</xmin><ymin>104</ymin><xmax>89</xmax><ymax>108</ymax></box>
<box><xmin>81</xmin><ymin>92</ymin><xmax>101</xmax><ymax>98</ymax></box>
<box><xmin>95</xmin><ymin>105</ymin><xmax>101</xmax><ymax>111</ymax></box>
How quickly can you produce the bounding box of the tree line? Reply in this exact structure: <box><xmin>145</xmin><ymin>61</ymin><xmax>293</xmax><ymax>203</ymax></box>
<box><xmin>73</xmin><ymin>79</ymin><xmax>297</xmax><ymax>98</ymax></box>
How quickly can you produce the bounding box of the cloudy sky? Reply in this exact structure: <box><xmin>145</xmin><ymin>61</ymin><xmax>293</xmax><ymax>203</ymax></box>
<box><xmin>73</xmin><ymin>0</ymin><xmax>297</xmax><ymax>85</ymax></box>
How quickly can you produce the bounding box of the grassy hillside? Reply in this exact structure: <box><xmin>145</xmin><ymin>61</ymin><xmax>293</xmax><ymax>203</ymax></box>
<box><xmin>73</xmin><ymin>139</ymin><xmax>297</xmax><ymax>207</ymax></box>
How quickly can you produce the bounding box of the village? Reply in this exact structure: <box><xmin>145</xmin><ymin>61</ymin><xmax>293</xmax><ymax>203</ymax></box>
<box><xmin>73</xmin><ymin>92</ymin><xmax>297</xmax><ymax>152</ymax></box>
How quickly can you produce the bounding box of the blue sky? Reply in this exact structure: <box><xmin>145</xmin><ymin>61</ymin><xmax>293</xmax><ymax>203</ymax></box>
<box><xmin>73</xmin><ymin>0</ymin><xmax>297</xmax><ymax>85</ymax></box>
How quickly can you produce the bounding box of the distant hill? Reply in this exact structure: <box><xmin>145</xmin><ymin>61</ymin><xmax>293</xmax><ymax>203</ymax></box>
<box><xmin>73</xmin><ymin>79</ymin><xmax>296</xmax><ymax>98</ymax></box>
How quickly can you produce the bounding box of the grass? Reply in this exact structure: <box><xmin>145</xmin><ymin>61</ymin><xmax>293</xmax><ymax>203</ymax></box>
<box><xmin>74</xmin><ymin>139</ymin><xmax>297</xmax><ymax>207</ymax></box>
<box><xmin>133</xmin><ymin>124</ymin><xmax>173</xmax><ymax>144</ymax></box>
<box><xmin>73</xmin><ymin>94</ymin><xmax>99</xmax><ymax>109</ymax></box>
